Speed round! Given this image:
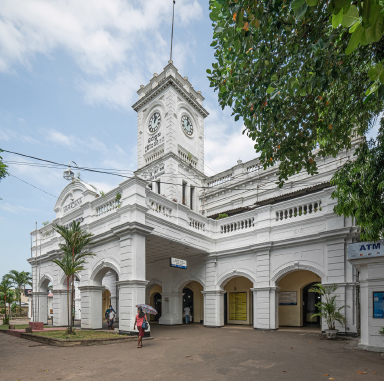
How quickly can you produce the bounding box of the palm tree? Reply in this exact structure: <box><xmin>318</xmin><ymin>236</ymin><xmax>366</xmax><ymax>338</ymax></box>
<box><xmin>0</xmin><ymin>276</ymin><xmax>13</xmax><ymax>324</ymax></box>
<box><xmin>52</xmin><ymin>221</ymin><xmax>95</xmax><ymax>333</ymax></box>
<box><xmin>7</xmin><ymin>270</ymin><xmax>32</xmax><ymax>315</ymax></box>
<box><xmin>52</xmin><ymin>249</ymin><xmax>93</xmax><ymax>333</ymax></box>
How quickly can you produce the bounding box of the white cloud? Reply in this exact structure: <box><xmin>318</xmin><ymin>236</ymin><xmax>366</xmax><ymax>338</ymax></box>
<box><xmin>0</xmin><ymin>0</ymin><xmax>203</xmax><ymax>108</ymax></box>
<box><xmin>0</xmin><ymin>202</ymin><xmax>40</xmax><ymax>214</ymax></box>
<box><xmin>204</xmin><ymin>104</ymin><xmax>257</xmax><ymax>175</ymax></box>
<box><xmin>44</xmin><ymin>129</ymin><xmax>73</xmax><ymax>148</ymax></box>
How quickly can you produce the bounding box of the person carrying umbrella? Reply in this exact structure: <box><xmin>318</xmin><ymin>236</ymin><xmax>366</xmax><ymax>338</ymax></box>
<box><xmin>134</xmin><ymin>304</ymin><xmax>158</xmax><ymax>348</ymax></box>
<box><xmin>134</xmin><ymin>306</ymin><xmax>148</xmax><ymax>348</ymax></box>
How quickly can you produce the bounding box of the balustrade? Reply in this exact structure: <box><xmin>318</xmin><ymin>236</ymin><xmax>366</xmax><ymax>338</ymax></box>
<box><xmin>207</xmin><ymin>174</ymin><xmax>233</xmax><ymax>188</ymax></box>
<box><xmin>96</xmin><ymin>199</ymin><xmax>121</xmax><ymax>216</ymax></box>
<box><xmin>149</xmin><ymin>199</ymin><xmax>172</xmax><ymax>217</ymax></box>
<box><xmin>220</xmin><ymin>217</ymin><xmax>254</xmax><ymax>234</ymax></box>
<box><xmin>189</xmin><ymin>218</ymin><xmax>205</xmax><ymax>231</ymax></box>
<box><xmin>275</xmin><ymin>201</ymin><xmax>322</xmax><ymax>221</ymax></box>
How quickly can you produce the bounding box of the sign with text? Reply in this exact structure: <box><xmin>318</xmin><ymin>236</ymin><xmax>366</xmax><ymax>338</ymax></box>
<box><xmin>279</xmin><ymin>291</ymin><xmax>297</xmax><ymax>305</ymax></box>
<box><xmin>170</xmin><ymin>257</ymin><xmax>187</xmax><ymax>269</ymax></box>
<box><xmin>373</xmin><ymin>292</ymin><xmax>384</xmax><ymax>318</ymax></box>
<box><xmin>347</xmin><ymin>240</ymin><xmax>383</xmax><ymax>260</ymax></box>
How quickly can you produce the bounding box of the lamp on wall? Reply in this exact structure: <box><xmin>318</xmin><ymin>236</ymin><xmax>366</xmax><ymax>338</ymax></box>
<box><xmin>63</xmin><ymin>161</ymin><xmax>80</xmax><ymax>181</ymax></box>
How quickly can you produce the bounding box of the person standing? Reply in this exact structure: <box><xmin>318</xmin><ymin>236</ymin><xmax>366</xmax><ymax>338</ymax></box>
<box><xmin>134</xmin><ymin>307</ymin><xmax>148</xmax><ymax>348</ymax></box>
<box><xmin>184</xmin><ymin>305</ymin><xmax>191</xmax><ymax>324</ymax></box>
<box><xmin>105</xmin><ymin>305</ymin><xmax>116</xmax><ymax>330</ymax></box>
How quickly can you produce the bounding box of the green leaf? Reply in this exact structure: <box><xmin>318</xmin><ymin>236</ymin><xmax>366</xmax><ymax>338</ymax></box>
<box><xmin>267</xmin><ymin>86</ymin><xmax>276</xmax><ymax>94</ymax></box>
<box><xmin>378</xmin><ymin>84</ymin><xmax>384</xmax><ymax>99</ymax></box>
<box><xmin>219</xmin><ymin>85</ymin><xmax>226</xmax><ymax>93</ymax></box>
<box><xmin>333</xmin><ymin>0</ymin><xmax>348</xmax><ymax>8</ymax></box>
<box><xmin>380</xmin><ymin>71</ymin><xmax>384</xmax><ymax>84</ymax></box>
<box><xmin>292</xmin><ymin>0</ymin><xmax>306</xmax><ymax>11</ymax></box>
<box><xmin>296</xmin><ymin>2</ymin><xmax>308</xmax><ymax>18</ymax></box>
<box><xmin>345</xmin><ymin>24</ymin><xmax>363</xmax><ymax>54</ymax></box>
<box><xmin>332</xmin><ymin>10</ymin><xmax>343</xmax><ymax>28</ymax></box>
<box><xmin>306</xmin><ymin>0</ymin><xmax>318</xmax><ymax>6</ymax></box>
<box><xmin>349</xmin><ymin>21</ymin><xmax>361</xmax><ymax>33</ymax></box>
<box><xmin>341</xmin><ymin>5</ymin><xmax>359</xmax><ymax>28</ymax></box>
<box><xmin>210</xmin><ymin>9</ymin><xmax>221</xmax><ymax>22</ymax></box>
<box><xmin>368</xmin><ymin>64</ymin><xmax>384</xmax><ymax>81</ymax></box>
<box><xmin>369</xmin><ymin>14</ymin><xmax>384</xmax><ymax>42</ymax></box>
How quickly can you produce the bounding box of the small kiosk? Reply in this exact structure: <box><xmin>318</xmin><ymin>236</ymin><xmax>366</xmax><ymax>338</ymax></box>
<box><xmin>348</xmin><ymin>240</ymin><xmax>384</xmax><ymax>352</ymax></box>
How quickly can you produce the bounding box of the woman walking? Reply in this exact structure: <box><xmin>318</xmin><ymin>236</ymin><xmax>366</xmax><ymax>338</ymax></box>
<box><xmin>134</xmin><ymin>306</ymin><xmax>148</xmax><ymax>348</ymax></box>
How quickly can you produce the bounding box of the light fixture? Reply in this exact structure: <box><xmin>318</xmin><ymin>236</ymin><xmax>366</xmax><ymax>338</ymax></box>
<box><xmin>63</xmin><ymin>161</ymin><xmax>80</xmax><ymax>182</ymax></box>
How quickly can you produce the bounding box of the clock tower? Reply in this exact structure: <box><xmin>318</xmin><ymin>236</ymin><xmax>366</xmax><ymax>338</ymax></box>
<box><xmin>132</xmin><ymin>61</ymin><xmax>209</xmax><ymax>207</ymax></box>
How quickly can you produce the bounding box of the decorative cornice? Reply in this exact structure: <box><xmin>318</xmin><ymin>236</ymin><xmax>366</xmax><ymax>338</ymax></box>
<box><xmin>202</xmin><ymin>290</ymin><xmax>226</xmax><ymax>295</ymax></box>
<box><xmin>78</xmin><ymin>285</ymin><xmax>105</xmax><ymax>292</ymax></box>
<box><xmin>132</xmin><ymin>76</ymin><xmax>209</xmax><ymax>118</ymax></box>
<box><xmin>111</xmin><ymin>221</ymin><xmax>154</xmax><ymax>238</ymax></box>
<box><xmin>116</xmin><ymin>280</ymin><xmax>149</xmax><ymax>287</ymax></box>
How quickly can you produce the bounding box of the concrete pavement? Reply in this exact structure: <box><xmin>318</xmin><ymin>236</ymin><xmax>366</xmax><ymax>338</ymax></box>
<box><xmin>1</xmin><ymin>324</ymin><xmax>383</xmax><ymax>380</ymax></box>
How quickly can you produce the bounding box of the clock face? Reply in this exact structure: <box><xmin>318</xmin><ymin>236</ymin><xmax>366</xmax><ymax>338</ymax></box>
<box><xmin>181</xmin><ymin>115</ymin><xmax>193</xmax><ymax>137</ymax></box>
<box><xmin>148</xmin><ymin>112</ymin><xmax>161</xmax><ymax>134</ymax></box>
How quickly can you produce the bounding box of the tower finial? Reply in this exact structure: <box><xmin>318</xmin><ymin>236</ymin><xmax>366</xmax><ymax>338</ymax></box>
<box><xmin>170</xmin><ymin>0</ymin><xmax>176</xmax><ymax>61</ymax></box>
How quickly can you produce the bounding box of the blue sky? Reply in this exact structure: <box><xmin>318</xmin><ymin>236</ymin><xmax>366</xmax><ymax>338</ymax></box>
<box><xmin>0</xmin><ymin>0</ymin><xmax>258</xmax><ymax>279</ymax></box>
<box><xmin>0</xmin><ymin>1</ymin><xmax>381</xmax><ymax>280</ymax></box>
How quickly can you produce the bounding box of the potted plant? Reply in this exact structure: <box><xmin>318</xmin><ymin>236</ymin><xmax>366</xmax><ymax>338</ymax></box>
<box><xmin>309</xmin><ymin>283</ymin><xmax>347</xmax><ymax>339</ymax></box>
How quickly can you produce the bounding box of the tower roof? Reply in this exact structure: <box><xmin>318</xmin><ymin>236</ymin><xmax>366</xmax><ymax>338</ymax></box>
<box><xmin>131</xmin><ymin>60</ymin><xmax>209</xmax><ymax>118</ymax></box>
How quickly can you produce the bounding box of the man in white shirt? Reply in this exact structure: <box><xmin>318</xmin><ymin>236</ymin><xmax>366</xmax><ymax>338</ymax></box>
<box><xmin>184</xmin><ymin>306</ymin><xmax>191</xmax><ymax>324</ymax></box>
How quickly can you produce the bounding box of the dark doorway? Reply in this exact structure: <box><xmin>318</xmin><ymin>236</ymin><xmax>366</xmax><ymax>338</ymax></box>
<box><xmin>153</xmin><ymin>293</ymin><xmax>162</xmax><ymax>322</ymax></box>
<box><xmin>302</xmin><ymin>282</ymin><xmax>321</xmax><ymax>327</ymax></box>
<box><xmin>224</xmin><ymin>292</ymin><xmax>228</xmax><ymax>325</ymax></box>
<box><xmin>183</xmin><ymin>287</ymin><xmax>193</xmax><ymax>323</ymax></box>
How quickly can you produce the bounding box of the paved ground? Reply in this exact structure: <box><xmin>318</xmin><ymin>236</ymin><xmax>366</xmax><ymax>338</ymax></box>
<box><xmin>1</xmin><ymin>324</ymin><xmax>384</xmax><ymax>381</ymax></box>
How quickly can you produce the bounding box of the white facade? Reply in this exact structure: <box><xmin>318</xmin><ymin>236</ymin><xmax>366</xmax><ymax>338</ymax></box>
<box><xmin>29</xmin><ymin>61</ymin><xmax>361</xmax><ymax>336</ymax></box>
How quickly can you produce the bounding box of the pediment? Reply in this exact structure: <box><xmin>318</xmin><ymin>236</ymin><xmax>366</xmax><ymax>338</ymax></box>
<box><xmin>54</xmin><ymin>180</ymin><xmax>98</xmax><ymax>214</ymax></box>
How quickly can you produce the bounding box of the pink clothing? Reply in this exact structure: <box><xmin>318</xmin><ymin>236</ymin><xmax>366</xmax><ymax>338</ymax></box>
<box><xmin>138</xmin><ymin>326</ymin><xmax>145</xmax><ymax>337</ymax></box>
<box><xmin>136</xmin><ymin>314</ymin><xmax>144</xmax><ymax>327</ymax></box>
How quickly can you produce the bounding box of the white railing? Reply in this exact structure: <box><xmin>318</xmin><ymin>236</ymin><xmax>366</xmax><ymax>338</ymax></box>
<box><xmin>207</xmin><ymin>173</ymin><xmax>233</xmax><ymax>188</ymax></box>
<box><xmin>145</xmin><ymin>148</ymin><xmax>164</xmax><ymax>165</ymax></box>
<box><xmin>148</xmin><ymin>198</ymin><xmax>172</xmax><ymax>217</ymax></box>
<box><xmin>178</xmin><ymin>148</ymin><xmax>197</xmax><ymax>167</ymax></box>
<box><xmin>247</xmin><ymin>163</ymin><xmax>263</xmax><ymax>173</ymax></box>
<box><xmin>220</xmin><ymin>217</ymin><xmax>255</xmax><ymax>234</ymax></box>
<box><xmin>42</xmin><ymin>229</ymin><xmax>54</xmax><ymax>238</ymax></box>
<box><xmin>96</xmin><ymin>199</ymin><xmax>121</xmax><ymax>216</ymax></box>
<box><xmin>275</xmin><ymin>200</ymin><xmax>322</xmax><ymax>221</ymax></box>
<box><xmin>189</xmin><ymin>218</ymin><xmax>205</xmax><ymax>231</ymax></box>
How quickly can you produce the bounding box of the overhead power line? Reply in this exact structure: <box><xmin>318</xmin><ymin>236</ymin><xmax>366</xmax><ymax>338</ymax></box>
<box><xmin>2</xmin><ymin>149</ymin><xmax>330</xmax><ymax>192</ymax></box>
<box><xmin>8</xmin><ymin>173</ymin><xmax>58</xmax><ymax>198</ymax></box>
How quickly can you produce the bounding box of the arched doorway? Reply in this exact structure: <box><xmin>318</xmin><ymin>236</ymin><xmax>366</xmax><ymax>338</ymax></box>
<box><xmin>223</xmin><ymin>276</ymin><xmax>253</xmax><ymax>326</ymax></box>
<box><xmin>148</xmin><ymin>284</ymin><xmax>162</xmax><ymax>322</ymax></box>
<box><xmin>182</xmin><ymin>281</ymin><xmax>204</xmax><ymax>324</ymax></box>
<box><xmin>102</xmin><ymin>289</ymin><xmax>111</xmax><ymax>320</ymax></box>
<box><xmin>277</xmin><ymin>270</ymin><xmax>321</xmax><ymax>328</ymax></box>
<box><xmin>302</xmin><ymin>282</ymin><xmax>321</xmax><ymax>327</ymax></box>
<box><xmin>80</xmin><ymin>265</ymin><xmax>119</xmax><ymax>330</ymax></box>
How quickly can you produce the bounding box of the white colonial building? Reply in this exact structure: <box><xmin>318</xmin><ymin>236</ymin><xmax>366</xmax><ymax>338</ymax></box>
<box><xmin>29</xmin><ymin>61</ymin><xmax>361</xmax><ymax>336</ymax></box>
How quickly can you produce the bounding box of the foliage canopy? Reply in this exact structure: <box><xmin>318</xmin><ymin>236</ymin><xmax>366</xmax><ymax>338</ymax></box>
<box><xmin>208</xmin><ymin>0</ymin><xmax>384</xmax><ymax>239</ymax></box>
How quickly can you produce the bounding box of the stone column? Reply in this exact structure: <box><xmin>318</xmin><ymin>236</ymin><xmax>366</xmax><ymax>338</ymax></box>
<box><xmin>159</xmin><ymin>292</ymin><xmax>184</xmax><ymax>325</ymax></box>
<box><xmin>78</xmin><ymin>286</ymin><xmax>105</xmax><ymax>329</ymax></box>
<box><xmin>202</xmin><ymin>290</ymin><xmax>226</xmax><ymax>327</ymax></box>
<box><xmin>33</xmin><ymin>292</ymin><xmax>48</xmax><ymax>324</ymax></box>
<box><xmin>117</xmin><ymin>280</ymin><xmax>149</xmax><ymax>334</ymax></box>
<box><xmin>252</xmin><ymin>286</ymin><xmax>279</xmax><ymax>330</ymax></box>
<box><xmin>52</xmin><ymin>289</ymin><xmax>70</xmax><ymax>327</ymax></box>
